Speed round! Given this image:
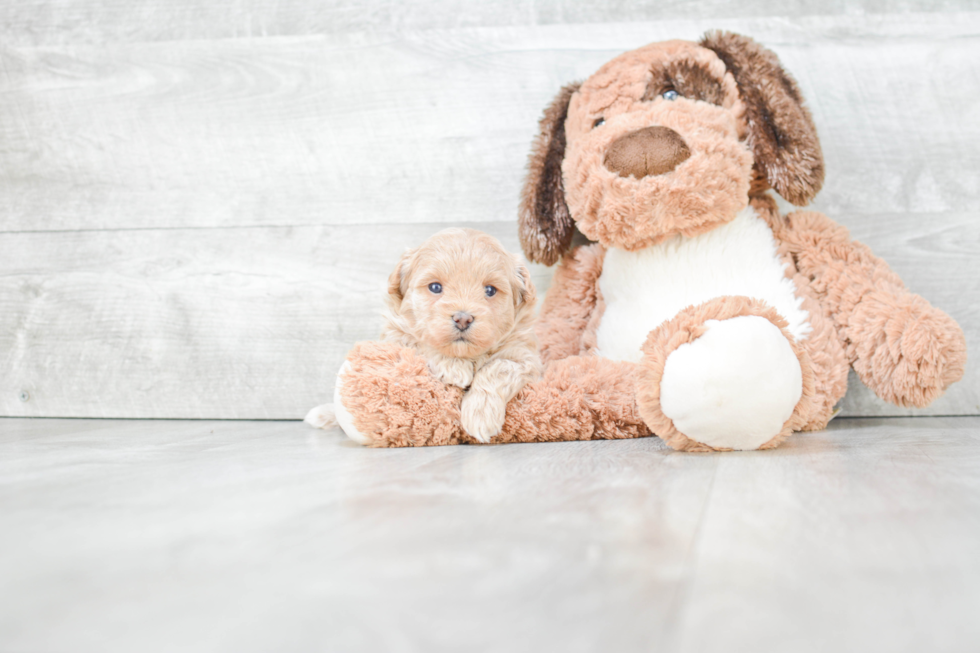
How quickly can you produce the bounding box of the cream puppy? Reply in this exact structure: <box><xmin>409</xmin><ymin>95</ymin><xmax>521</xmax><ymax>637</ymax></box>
<box><xmin>381</xmin><ymin>228</ymin><xmax>541</xmax><ymax>442</ymax></box>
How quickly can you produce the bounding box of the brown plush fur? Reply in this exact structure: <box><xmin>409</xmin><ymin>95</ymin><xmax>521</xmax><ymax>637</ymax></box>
<box><xmin>641</xmin><ymin>56</ymin><xmax>728</xmax><ymax>106</ymax></box>
<box><xmin>534</xmin><ymin>243</ymin><xmax>605</xmax><ymax>363</ymax></box>
<box><xmin>635</xmin><ymin>296</ymin><xmax>815</xmax><ymax>452</ymax></box>
<box><xmin>519</xmin><ymin>83</ymin><xmax>581</xmax><ymax>266</ymax></box>
<box><xmin>325</xmin><ymin>32</ymin><xmax>966</xmax><ymax>451</ymax></box>
<box><xmin>562</xmin><ymin>42</ymin><xmax>753</xmax><ymax>253</ymax></box>
<box><xmin>751</xmin><ymin>195</ymin><xmax>849</xmax><ymax>430</ymax></box>
<box><xmin>520</xmin><ymin>35</ymin><xmax>826</xmax><ymax>262</ymax></box>
<box><xmin>700</xmin><ymin>30</ymin><xmax>824</xmax><ymax>206</ymax></box>
<box><xmin>769</xmin><ymin>210</ymin><xmax>967</xmax><ymax>407</ymax></box>
<box><xmin>335</xmin><ymin>342</ymin><xmax>464</xmax><ymax>446</ymax></box>
<box><xmin>337</xmin><ymin>341</ymin><xmax>651</xmax><ymax>447</ymax></box>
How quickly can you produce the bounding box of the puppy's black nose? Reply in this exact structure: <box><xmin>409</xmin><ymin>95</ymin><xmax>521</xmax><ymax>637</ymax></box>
<box><xmin>452</xmin><ymin>312</ymin><xmax>474</xmax><ymax>331</ymax></box>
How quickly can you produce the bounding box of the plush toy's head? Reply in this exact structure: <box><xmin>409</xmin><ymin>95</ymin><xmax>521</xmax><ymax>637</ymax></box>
<box><xmin>520</xmin><ymin>32</ymin><xmax>825</xmax><ymax>265</ymax></box>
<box><xmin>386</xmin><ymin>228</ymin><xmax>536</xmax><ymax>359</ymax></box>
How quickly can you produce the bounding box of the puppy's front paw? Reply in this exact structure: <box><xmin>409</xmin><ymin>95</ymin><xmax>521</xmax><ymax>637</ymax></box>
<box><xmin>460</xmin><ymin>389</ymin><xmax>507</xmax><ymax>443</ymax></box>
<box><xmin>429</xmin><ymin>357</ymin><xmax>474</xmax><ymax>389</ymax></box>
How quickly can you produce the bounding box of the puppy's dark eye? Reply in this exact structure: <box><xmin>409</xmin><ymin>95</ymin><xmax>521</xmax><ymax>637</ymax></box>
<box><xmin>662</xmin><ymin>89</ymin><xmax>679</xmax><ymax>101</ymax></box>
<box><xmin>592</xmin><ymin>117</ymin><xmax>605</xmax><ymax>128</ymax></box>
<box><xmin>428</xmin><ymin>282</ymin><xmax>442</xmax><ymax>294</ymax></box>
<box><xmin>484</xmin><ymin>285</ymin><xmax>497</xmax><ymax>298</ymax></box>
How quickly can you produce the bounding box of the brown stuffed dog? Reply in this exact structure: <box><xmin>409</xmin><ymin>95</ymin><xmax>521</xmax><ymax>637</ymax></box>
<box><xmin>323</xmin><ymin>31</ymin><xmax>967</xmax><ymax>451</ymax></box>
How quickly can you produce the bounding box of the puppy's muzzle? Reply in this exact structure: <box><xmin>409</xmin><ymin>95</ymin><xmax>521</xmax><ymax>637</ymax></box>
<box><xmin>452</xmin><ymin>312</ymin><xmax>474</xmax><ymax>331</ymax></box>
<box><xmin>603</xmin><ymin>126</ymin><xmax>691</xmax><ymax>179</ymax></box>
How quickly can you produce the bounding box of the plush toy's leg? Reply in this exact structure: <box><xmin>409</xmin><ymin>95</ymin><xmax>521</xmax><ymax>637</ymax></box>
<box><xmin>330</xmin><ymin>341</ymin><xmax>652</xmax><ymax>447</ymax></box>
<box><xmin>329</xmin><ymin>342</ymin><xmax>465</xmax><ymax>447</ymax></box>
<box><xmin>637</xmin><ymin>297</ymin><xmax>815</xmax><ymax>452</ymax></box>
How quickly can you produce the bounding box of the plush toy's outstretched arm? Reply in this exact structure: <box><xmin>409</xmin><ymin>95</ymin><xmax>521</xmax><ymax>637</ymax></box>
<box><xmin>535</xmin><ymin>244</ymin><xmax>605</xmax><ymax>364</ymax></box>
<box><xmin>778</xmin><ymin>210</ymin><xmax>966</xmax><ymax>407</ymax></box>
<box><xmin>330</xmin><ymin>341</ymin><xmax>650</xmax><ymax>447</ymax></box>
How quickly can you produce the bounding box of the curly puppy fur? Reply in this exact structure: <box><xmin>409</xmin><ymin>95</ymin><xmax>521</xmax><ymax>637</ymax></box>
<box><xmin>382</xmin><ymin>228</ymin><xmax>541</xmax><ymax>442</ymax></box>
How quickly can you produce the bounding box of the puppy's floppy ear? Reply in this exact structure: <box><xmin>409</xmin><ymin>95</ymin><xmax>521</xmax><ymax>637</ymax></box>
<box><xmin>386</xmin><ymin>247</ymin><xmax>416</xmax><ymax>309</ymax></box>
<box><xmin>519</xmin><ymin>82</ymin><xmax>581</xmax><ymax>266</ymax></box>
<box><xmin>511</xmin><ymin>255</ymin><xmax>537</xmax><ymax>310</ymax></box>
<box><xmin>701</xmin><ymin>30</ymin><xmax>824</xmax><ymax>206</ymax></box>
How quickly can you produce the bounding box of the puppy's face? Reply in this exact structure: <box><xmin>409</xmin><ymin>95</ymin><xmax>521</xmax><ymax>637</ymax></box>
<box><xmin>563</xmin><ymin>40</ymin><xmax>753</xmax><ymax>251</ymax></box>
<box><xmin>388</xmin><ymin>229</ymin><xmax>535</xmax><ymax>359</ymax></box>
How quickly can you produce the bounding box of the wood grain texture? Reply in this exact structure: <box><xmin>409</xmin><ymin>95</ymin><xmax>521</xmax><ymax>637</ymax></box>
<box><xmin>1</xmin><ymin>15</ymin><xmax>978</xmax><ymax>232</ymax></box>
<box><xmin>666</xmin><ymin>416</ymin><xmax>980</xmax><ymax>652</ymax></box>
<box><xmin>0</xmin><ymin>214</ymin><xmax>974</xmax><ymax>419</ymax></box>
<box><xmin>0</xmin><ymin>221</ymin><xmax>554</xmax><ymax>418</ymax></box>
<box><xmin>1</xmin><ymin>416</ymin><xmax>978</xmax><ymax>652</ymax></box>
<box><xmin>0</xmin><ymin>2</ymin><xmax>971</xmax><ymax>46</ymax></box>
<box><xmin>0</xmin><ymin>12</ymin><xmax>977</xmax><ymax>418</ymax></box>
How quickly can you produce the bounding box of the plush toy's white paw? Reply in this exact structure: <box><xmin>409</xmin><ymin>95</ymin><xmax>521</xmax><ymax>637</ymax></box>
<box><xmin>460</xmin><ymin>388</ymin><xmax>506</xmax><ymax>443</ymax></box>
<box><xmin>330</xmin><ymin>361</ymin><xmax>369</xmax><ymax>445</ymax></box>
<box><xmin>429</xmin><ymin>357</ymin><xmax>475</xmax><ymax>389</ymax></box>
<box><xmin>660</xmin><ymin>315</ymin><xmax>802</xmax><ymax>450</ymax></box>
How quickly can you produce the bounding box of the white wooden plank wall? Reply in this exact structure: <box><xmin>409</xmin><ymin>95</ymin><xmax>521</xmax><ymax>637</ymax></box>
<box><xmin>1</xmin><ymin>4</ymin><xmax>977</xmax><ymax>418</ymax></box>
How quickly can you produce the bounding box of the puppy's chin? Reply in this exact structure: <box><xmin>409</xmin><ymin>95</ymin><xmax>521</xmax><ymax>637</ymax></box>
<box><xmin>447</xmin><ymin>339</ymin><xmax>491</xmax><ymax>360</ymax></box>
<box><xmin>426</xmin><ymin>333</ymin><xmax>491</xmax><ymax>360</ymax></box>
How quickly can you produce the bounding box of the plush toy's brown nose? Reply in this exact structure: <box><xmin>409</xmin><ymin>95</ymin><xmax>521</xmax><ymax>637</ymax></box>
<box><xmin>603</xmin><ymin>126</ymin><xmax>691</xmax><ymax>179</ymax></box>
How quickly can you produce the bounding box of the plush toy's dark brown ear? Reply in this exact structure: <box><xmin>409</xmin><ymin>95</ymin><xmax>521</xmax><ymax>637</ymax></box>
<box><xmin>701</xmin><ymin>31</ymin><xmax>824</xmax><ymax>206</ymax></box>
<box><xmin>519</xmin><ymin>82</ymin><xmax>581</xmax><ymax>266</ymax></box>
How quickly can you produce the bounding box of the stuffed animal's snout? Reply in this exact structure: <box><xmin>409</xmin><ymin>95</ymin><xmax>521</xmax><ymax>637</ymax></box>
<box><xmin>603</xmin><ymin>126</ymin><xmax>691</xmax><ymax>179</ymax></box>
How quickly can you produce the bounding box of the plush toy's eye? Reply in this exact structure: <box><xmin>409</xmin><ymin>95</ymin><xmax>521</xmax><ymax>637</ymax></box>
<box><xmin>484</xmin><ymin>285</ymin><xmax>497</xmax><ymax>298</ymax></box>
<box><xmin>592</xmin><ymin>117</ymin><xmax>605</xmax><ymax>128</ymax></box>
<box><xmin>428</xmin><ymin>282</ymin><xmax>442</xmax><ymax>294</ymax></box>
<box><xmin>662</xmin><ymin>89</ymin><xmax>679</xmax><ymax>101</ymax></box>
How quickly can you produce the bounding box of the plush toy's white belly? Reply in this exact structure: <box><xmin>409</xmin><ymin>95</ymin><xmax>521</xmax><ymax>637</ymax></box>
<box><xmin>594</xmin><ymin>207</ymin><xmax>811</xmax><ymax>362</ymax></box>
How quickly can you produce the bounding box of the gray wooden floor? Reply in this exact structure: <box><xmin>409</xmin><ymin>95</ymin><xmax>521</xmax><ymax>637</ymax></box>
<box><xmin>2</xmin><ymin>417</ymin><xmax>978</xmax><ymax>652</ymax></box>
